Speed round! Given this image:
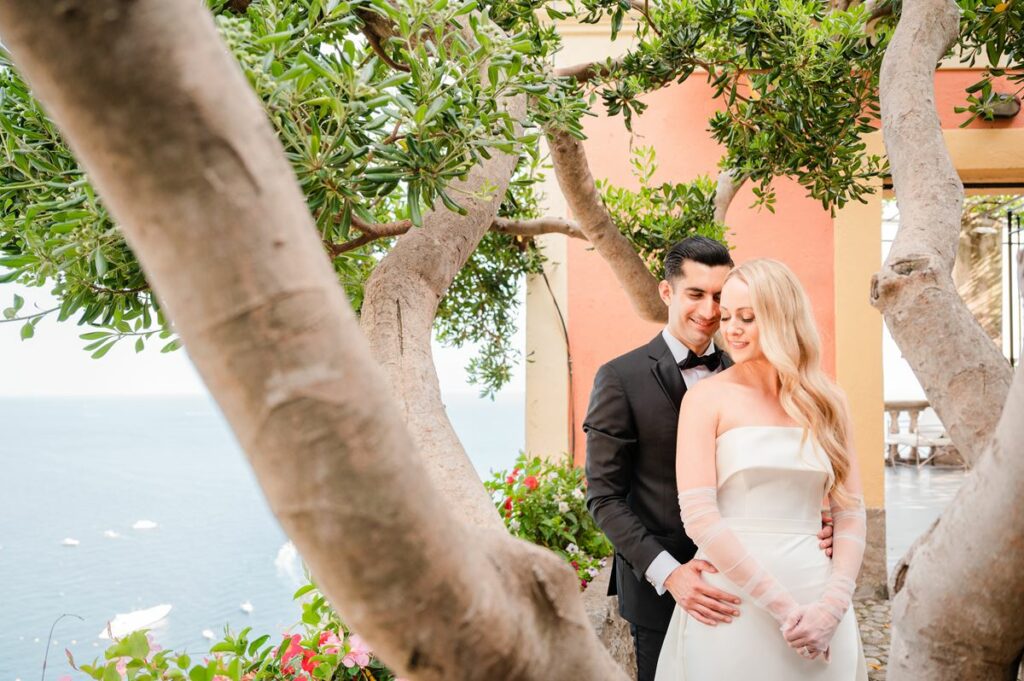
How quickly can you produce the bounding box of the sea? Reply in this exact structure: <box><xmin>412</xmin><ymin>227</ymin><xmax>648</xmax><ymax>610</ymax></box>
<box><xmin>0</xmin><ymin>393</ymin><xmax>524</xmax><ymax>680</ymax></box>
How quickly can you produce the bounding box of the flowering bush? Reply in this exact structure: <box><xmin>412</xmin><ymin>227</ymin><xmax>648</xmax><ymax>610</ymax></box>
<box><xmin>71</xmin><ymin>583</ymin><xmax>405</xmax><ymax>681</ymax></box>
<box><xmin>484</xmin><ymin>453</ymin><xmax>613</xmax><ymax>590</ymax></box>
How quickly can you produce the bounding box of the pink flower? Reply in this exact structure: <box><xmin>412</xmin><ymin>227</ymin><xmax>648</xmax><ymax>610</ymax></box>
<box><xmin>341</xmin><ymin>635</ymin><xmax>372</xmax><ymax>669</ymax></box>
<box><xmin>213</xmin><ymin>676</ymin><xmax>231</xmax><ymax>681</ymax></box>
<box><xmin>281</xmin><ymin>633</ymin><xmax>304</xmax><ymax>668</ymax></box>
<box><xmin>319</xmin><ymin>630</ymin><xmax>342</xmax><ymax>655</ymax></box>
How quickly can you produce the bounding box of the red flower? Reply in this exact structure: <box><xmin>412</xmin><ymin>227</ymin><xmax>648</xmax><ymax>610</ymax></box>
<box><xmin>281</xmin><ymin>634</ymin><xmax>303</xmax><ymax>668</ymax></box>
<box><xmin>571</xmin><ymin>561</ymin><xmax>579</xmax><ymax>569</ymax></box>
<box><xmin>301</xmin><ymin>648</ymin><xmax>317</xmax><ymax>673</ymax></box>
<box><xmin>503</xmin><ymin>496</ymin><xmax>513</xmax><ymax>510</ymax></box>
<box><xmin>523</xmin><ymin>475</ymin><xmax>539</xmax><ymax>490</ymax></box>
<box><xmin>580</xmin><ymin>579</ymin><xmax>588</xmax><ymax>589</ymax></box>
<box><xmin>506</xmin><ymin>474</ymin><xmax>517</xmax><ymax>484</ymax></box>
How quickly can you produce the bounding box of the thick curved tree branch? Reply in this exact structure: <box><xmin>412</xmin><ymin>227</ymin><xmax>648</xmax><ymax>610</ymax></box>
<box><xmin>547</xmin><ymin>127</ymin><xmax>666</xmax><ymax>323</ymax></box>
<box><xmin>359</xmin><ymin>92</ymin><xmax>527</xmax><ymax>530</ymax></box>
<box><xmin>713</xmin><ymin>168</ymin><xmax>746</xmax><ymax>224</ymax></box>
<box><xmin>874</xmin><ymin>2</ymin><xmax>1023</xmax><ymax>675</ymax></box>
<box><xmin>326</xmin><ymin>216</ymin><xmax>585</xmax><ymax>255</ymax></box>
<box><xmin>0</xmin><ymin>2</ymin><xmax>631</xmax><ymax>678</ymax></box>
<box><xmin>871</xmin><ymin>0</ymin><xmax>1010</xmax><ymax>470</ymax></box>
<box><xmin>491</xmin><ymin>216</ymin><xmax>584</xmax><ymax>238</ymax></box>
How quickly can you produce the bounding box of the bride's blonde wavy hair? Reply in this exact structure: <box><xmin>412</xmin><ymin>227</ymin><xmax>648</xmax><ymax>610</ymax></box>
<box><xmin>726</xmin><ymin>259</ymin><xmax>852</xmax><ymax>503</ymax></box>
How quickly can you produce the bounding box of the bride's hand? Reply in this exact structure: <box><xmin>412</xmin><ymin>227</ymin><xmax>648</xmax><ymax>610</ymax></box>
<box><xmin>781</xmin><ymin>603</ymin><xmax>840</xmax><ymax>661</ymax></box>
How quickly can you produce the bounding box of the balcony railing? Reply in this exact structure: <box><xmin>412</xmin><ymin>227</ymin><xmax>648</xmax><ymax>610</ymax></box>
<box><xmin>884</xmin><ymin>400</ymin><xmax>962</xmax><ymax>467</ymax></box>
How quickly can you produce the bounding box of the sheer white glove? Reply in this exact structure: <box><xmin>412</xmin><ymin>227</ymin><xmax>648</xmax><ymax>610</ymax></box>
<box><xmin>782</xmin><ymin>602</ymin><xmax>840</xmax><ymax>659</ymax></box>
<box><xmin>783</xmin><ymin>495</ymin><xmax>866</xmax><ymax>658</ymax></box>
<box><xmin>678</xmin><ymin>488</ymin><xmax>799</xmax><ymax>625</ymax></box>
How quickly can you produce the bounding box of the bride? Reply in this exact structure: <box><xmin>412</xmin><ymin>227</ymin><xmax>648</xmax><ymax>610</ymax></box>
<box><xmin>655</xmin><ymin>259</ymin><xmax>868</xmax><ymax>680</ymax></box>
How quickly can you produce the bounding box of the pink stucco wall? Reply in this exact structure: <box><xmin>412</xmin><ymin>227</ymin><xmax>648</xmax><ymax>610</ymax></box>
<box><xmin>566</xmin><ymin>69</ymin><xmax>1002</xmax><ymax>464</ymax></box>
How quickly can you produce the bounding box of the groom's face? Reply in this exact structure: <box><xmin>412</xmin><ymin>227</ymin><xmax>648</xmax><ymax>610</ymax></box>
<box><xmin>659</xmin><ymin>260</ymin><xmax>731</xmax><ymax>354</ymax></box>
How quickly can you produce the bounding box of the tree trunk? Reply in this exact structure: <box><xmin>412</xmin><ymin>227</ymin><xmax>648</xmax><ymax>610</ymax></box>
<box><xmin>713</xmin><ymin>169</ymin><xmax>745</xmax><ymax>224</ymax></box>
<box><xmin>547</xmin><ymin>128</ymin><xmax>667</xmax><ymax>323</ymax></box>
<box><xmin>359</xmin><ymin>92</ymin><xmax>524</xmax><ymax>530</ymax></box>
<box><xmin>0</xmin><ymin>2</ymin><xmax>629</xmax><ymax>678</ymax></box>
<box><xmin>884</xmin><ymin>265</ymin><xmax>1024</xmax><ymax>681</ymax></box>
<box><xmin>871</xmin><ymin>0</ymin><xmax>1011</xmax><ymax>468</ymax></box>
<box><xmin>876</xmin><ymin>0</ymin><xmax>1024</xmax><ymax>677</ymax></box>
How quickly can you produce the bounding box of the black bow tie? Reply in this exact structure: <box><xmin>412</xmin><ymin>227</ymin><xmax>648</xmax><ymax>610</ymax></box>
<box><xmin>679</xmin><ymin>350</ymin><xmax>722</xmax><ymax>372</ymax></box>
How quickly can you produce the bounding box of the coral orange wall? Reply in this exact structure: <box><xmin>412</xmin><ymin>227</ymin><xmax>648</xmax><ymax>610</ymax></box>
<box><xmin>566</xmin><ymin>67</ymin><xmax>1010</xmax><ymax>465</ymax></box>
<box><xmin>936</xmin><ymin>71</ymin><xmax>1024</xmax><ymax>130</ymax></box>
<box><xmin>567</xmin><ymin>79</ymin><xmax>836</xmax><ymax>464</ymax></box>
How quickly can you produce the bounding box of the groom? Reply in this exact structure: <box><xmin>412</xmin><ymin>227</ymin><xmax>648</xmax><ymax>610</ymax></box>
<box><xmin>584</xmin><ymin>237</ymin><xmax>832</xmax><ymax>681</ymax></box>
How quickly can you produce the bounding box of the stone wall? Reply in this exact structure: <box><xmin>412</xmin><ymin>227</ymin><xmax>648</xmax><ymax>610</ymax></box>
<box><xmin>583</xmin><ymin>565</ymin><xmax>637</xmax><ymax>680</ymax></box>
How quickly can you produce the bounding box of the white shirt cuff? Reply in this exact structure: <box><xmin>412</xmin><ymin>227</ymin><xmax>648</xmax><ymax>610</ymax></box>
<box><xmin>646</xmin><ymin>551</ymin><xmax>682</xmax><ymax>595</ymax></box>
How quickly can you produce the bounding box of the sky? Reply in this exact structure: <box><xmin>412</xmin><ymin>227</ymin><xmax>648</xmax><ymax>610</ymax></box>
<box><xmin>0</xmin><ymin>281</ymin><xmax>526</xmax><ymax>398</ymax></box>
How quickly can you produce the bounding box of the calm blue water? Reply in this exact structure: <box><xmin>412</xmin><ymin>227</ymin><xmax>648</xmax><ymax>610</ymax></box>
<box><xmin>0</xmin><ymin>394</ymin><xmax>522</xmax><ymax>680</ymax></box>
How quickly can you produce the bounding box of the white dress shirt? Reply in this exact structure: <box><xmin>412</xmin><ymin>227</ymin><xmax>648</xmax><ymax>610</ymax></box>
<box><xmin>645</xmin><ymin>328</ymin><xmax>721</xmax><ymax>595</ymax></box>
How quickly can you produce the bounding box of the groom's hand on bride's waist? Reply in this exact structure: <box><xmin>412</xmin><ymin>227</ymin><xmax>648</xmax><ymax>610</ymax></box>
<box><xmin>818</xmin><ymin>516</ymin><xmax>834</xmax><ymax>558</ymax></box>
<box><xmin>664</xmin><ymin>559</ymin><xmax>741</xmax><ymax>627</ymax></box>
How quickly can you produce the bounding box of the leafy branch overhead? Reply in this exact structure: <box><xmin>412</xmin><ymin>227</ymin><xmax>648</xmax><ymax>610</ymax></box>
<box><xmin>3</xmin><ymin>0</ymin><xmax>1011</xmax><ymax>392</ymax></box>
<box><xmin>583</xmin><ymin>0</ymin><xmax>890</xmax><ymax>213</ymax></box>
<box><xmin>0</xmin><ymin>0</ymin><xmax>583</xmax><ymax>385</ymax></box>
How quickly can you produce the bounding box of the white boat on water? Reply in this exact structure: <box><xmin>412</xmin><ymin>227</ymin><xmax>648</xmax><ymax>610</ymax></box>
<box><xmin>61</xmin><ymin>538</ymin><xmax>80</xmax><ymax>547</ymax></box>
<box><xmin>98</xmin><ymin>604</ymin><xmax>172</xmax><ymax>639</ymax></box>
<box><xmin>240</xmin><ymin>601</ymin><xmax>253</xmax><ymax>614</ymax></box>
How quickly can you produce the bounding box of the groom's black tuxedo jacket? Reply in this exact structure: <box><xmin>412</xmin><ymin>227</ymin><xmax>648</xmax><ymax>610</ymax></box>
<box><xmin>584</xmin><ymin>332</ymin><xmax>731</xmax><ymax>631</ymax></box>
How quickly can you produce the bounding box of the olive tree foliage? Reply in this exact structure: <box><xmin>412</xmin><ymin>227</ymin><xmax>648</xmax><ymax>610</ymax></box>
<box><xmin>1</xmin><ymin>0</ymin><xmax>902</xmax><ymax>396</ymax></box>
<box><xmin>0</xmin><ymin>0</ymin><xmax>577</xmax><ymax>394</ymax></box>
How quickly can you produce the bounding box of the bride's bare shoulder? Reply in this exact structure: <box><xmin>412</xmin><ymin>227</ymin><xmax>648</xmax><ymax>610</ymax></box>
<box><xmin>683</xmin><ymin>368</ymin><xmax>745</xmax><ymax>404</ymax></box>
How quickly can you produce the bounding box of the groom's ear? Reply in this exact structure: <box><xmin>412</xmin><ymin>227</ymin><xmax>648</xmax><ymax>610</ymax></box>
<box><xmin>658</xmin><ymin>279</ymin><xmax>674</xmax><ymax>305</ymax></box>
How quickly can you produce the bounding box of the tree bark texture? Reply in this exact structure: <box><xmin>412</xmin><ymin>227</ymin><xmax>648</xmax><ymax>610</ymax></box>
<box><xmin>871</xmin><ymin>0</ymin><xmax>1011</xmax><ymax>468</ymax></box>
<box><xmin>877</xmin><ymin>0</ymin><xmax>1024</xmax><ymax>677</ymax></box>
<box><xmin>713</xmin><ymin>169</ymin><xmax>745</xmax><ymax>224</ymax></box>
<box><xmin>359</xmin><ymin>90</ymin><xmax>525</xmax><ymax>530</ymax></box>
<box><xmin>884</xmin><ymin>255</ymin><xmax>1024</xmax><ymax>681</ymax></box>
<box><xmin>0</xmin><ymin>2</ymin><xmax>630</xmax><ymax>678</ymax></box>
<box><xmin>547</xmin><ymin>127</ymin><xmax>667</xmax><ymax>323</ymax></box>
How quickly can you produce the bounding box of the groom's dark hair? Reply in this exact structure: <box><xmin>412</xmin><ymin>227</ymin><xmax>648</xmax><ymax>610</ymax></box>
<box><xmin>664</xmin><ymin>236</ymin><xmax>733</xmax><ymax>283</ymax></box>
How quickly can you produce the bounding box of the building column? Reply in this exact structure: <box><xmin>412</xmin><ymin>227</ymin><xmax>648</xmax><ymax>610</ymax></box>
<box><xmin>834</xmin><ymin>132</ymin><xmax>887</xmax><ymax>598</ymax></box>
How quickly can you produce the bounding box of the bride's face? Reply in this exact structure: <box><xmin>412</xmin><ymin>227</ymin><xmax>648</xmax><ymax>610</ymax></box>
<box><xmin>719</xmin><ymin>278</ymin><xmax>763</xmax><ymax>363</ymax></box>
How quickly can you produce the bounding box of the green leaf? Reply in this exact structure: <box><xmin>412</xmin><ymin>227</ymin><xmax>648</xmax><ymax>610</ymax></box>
<box><xmin>20</xmin><ymin>322</ymin><xmax>34</xmax><ymax>340</ymax></box>
<box><xmin>293</xmin><ymin>583</ymin><xmax>317</xmax><ymax>599</ymax></box>
<box><xmin>94</xmin><ymin>249</ymin><xmax>108</xmax><ymax>278</ymax></box>
<box><xmin>91</xmin><ymin>341</ymin><xmax>116</xmax><ymax>359</ymax></box>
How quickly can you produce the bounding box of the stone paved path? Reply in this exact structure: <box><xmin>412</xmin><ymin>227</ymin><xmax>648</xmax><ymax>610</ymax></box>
<box><xmin>854</xmin><ymin>598</ymin><xmax>890</xmax><ymax>680</ymax></box>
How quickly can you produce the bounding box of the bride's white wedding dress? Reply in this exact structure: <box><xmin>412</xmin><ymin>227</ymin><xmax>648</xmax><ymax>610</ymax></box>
<box><xmin>655</xmin><ymin>426</ymin><xmax>868</xmax><ymax>680</ymax></box>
